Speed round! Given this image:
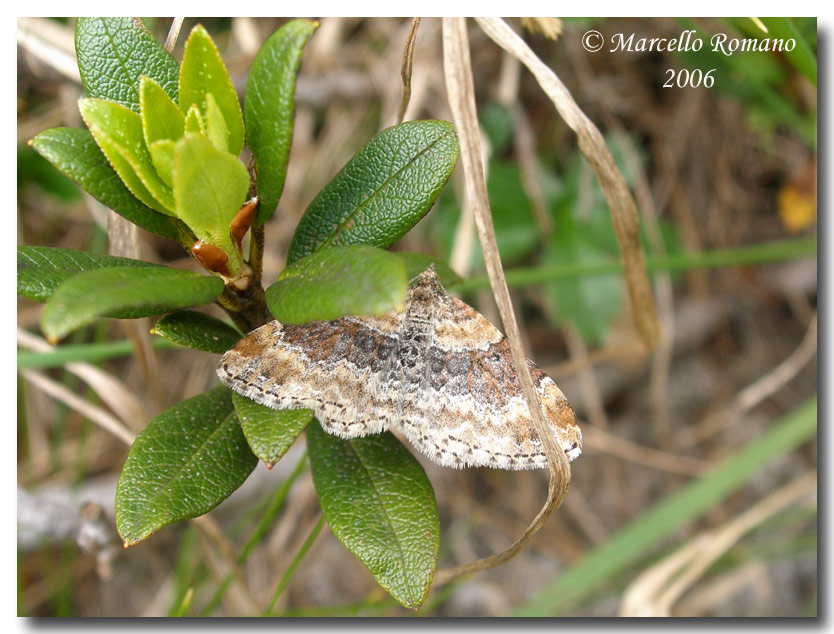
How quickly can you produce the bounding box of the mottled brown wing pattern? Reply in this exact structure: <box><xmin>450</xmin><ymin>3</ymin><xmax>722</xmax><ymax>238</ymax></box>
<box><xmin>217</xmin><ymin>267</ymin><xmax>582</xmax><ymax>470</ymax></box>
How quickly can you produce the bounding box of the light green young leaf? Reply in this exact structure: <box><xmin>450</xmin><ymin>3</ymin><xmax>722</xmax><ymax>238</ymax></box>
<box><xmin>184</xmin><ymin>104</ymin><xmax>205</xmax><ymax>134</ymax></box>
<box><xmin>204</xmin><ymin>93</ymin><xmax>229</xmax><ymax>153</ymax></box>
<box><xmin>232</xmin><ymin>392</ymin><xmax>313</xmax><ymax>468</ymax></box>
<box><xmin>179</xmin><ymin>24</ymin><xmax>244</xmax><ymax>156</ymax></box>
<box><xmin>140</xmin><ymin>75</ymin><xmax>184</xmax><ymax>146</ymax></box>
<box><xmin>115</xmin><ymin>387</ymin><xmax>257</xmax><ymax>546</ymax></box>
<box><xmin>79</xmin><ymin>98</ymin><xmax>175</xmax><ymax>214</ymax></box>
<box><xmin>149</xmin><ymin>139</ymin><xmax>176</xmax><ymax>188</ymax></box>
<box><xmin>265</xmin><ymin>245</ymin><xmax>407</xmax><ymax>325</ymax></box>
<box><xmin>173</xmin><ymin>134</ymin><xmax>250</xmax><ymax>273</ymax></box>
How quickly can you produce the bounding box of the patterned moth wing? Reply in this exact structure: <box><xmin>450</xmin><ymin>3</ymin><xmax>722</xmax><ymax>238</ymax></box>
<box><xmin>217</xmin><ymin>267</ymin><xmax>582</xmax><ymax>469</ymax></box>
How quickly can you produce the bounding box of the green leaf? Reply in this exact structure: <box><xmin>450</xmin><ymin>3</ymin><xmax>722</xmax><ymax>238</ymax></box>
<box><xmin>17</xmin><ymin>144</ymin><xmax>80</xmax><ymax>202</ymax></box>
<box><xmin>152</xmin><ymin>310</ymin><xmax>242</xmax><ymax>353</ymax></box>
<box><xmin>75</xmin><ymin>17</ymin><xmax>179</xmax><ymax>113</ymax></box>
<box><xmin>41</xmin><ymin>266</ymin><xmax>224</xmax><ymax>343</ymax></box>
<box><xmin>140</xmin><ymin>75</ymin><xmax>185</xmax><ymax>145</ymax></box>
<box><xmin>79</xmin><ymin>98</ymin><xmax>175</xmax><ymax>213</ymax></box>
<box><xmin>204</xmin><ymin>93</ymin><xmax>229</xmax><ymax>153</ymax></box>
<box><xmin>149</xmin><ymin>139</ymin><xmax>176</xmax><ymax>188</ymax></box>
<box><xmin>232</xmin><ymin>392</ymin><xmax>313</xmax><ymax>468</ymax></box>
<box><xmin>184</xmin><ymin>104</ymin><xmax>205</xmax><ymax>134</ymax></box>
<box><xmin>287</xmin><ymin>120</ymin><xmax>459</xmax><ymax>265</ymax></box>
<box><xmin>179</xmin><ymin>24</ymin><xmax>244</xmax><ymax>156</ymax></box>
<box><xmin>245</xmin><ymin>19</ymin><xmax>317</xmax><ymax>225</ymax></box>
<box><xmin>397</xmin><ymin>252</ymin><xmax>463</xmax><ymax>289</ymax></box>
<box><xmin>173</xmin><ymin>134</ymin><xmax>251</xmax><ymax>273</ymax></box>
<box><xmin>265</xmin><ymin>245</ymin><xmax>407</xmax><ymax>325</ymax></box>
<box><xmin>541</xmin><ymin>206</ymin><xmax>623</xmax><ymax>344</ymax></box>
<box><xmin>17</xmin><ymin>246</ymin><xmax>159</xmax><ymax>302</ymax></box>
<box><xmin>30</xmin><ymin>128</ymin><xmax>188</xmax><ymax>242</ymax></box>
<box><xmin>115</xmin><ymin>387</ymin><xmax>257</xmax><ymax>546</ymax></box>
<box><xmin>307</xmin><ymin>422</ymin><xmax>439</xmax><ymax>609</ymax></box>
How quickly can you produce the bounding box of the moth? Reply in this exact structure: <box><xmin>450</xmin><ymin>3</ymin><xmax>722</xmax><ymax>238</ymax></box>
<box><xmin>218</xmin><ymin>267</ymin><xmax>581</xmax><ymax>469</ymax></box>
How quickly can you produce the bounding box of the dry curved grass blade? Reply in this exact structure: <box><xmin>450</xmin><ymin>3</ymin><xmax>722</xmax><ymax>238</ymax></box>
<box><xmin>434</xmin><ymin>17</ymin><xmax>570</xmax><ymax>587</ymax></box>
<box><xmin>680</xmin><ymin>313</ymin><xmax>818</xmax><ymax>448</ymax></box>
<box><xmin>619</xmin><ymin>470</ymin><xmax>816</xmax><ymax>616</ymax></box>
<box><xmin>582</xmin><ymin>426</ymin><xmax>708</xmax><ymax>477</ymax></box>
<box><xmin>21</xmin><ymin>370</ymin><xmax>135</xmax><ymax>446</ymax></box>
<box><xmin>18</xmin><ymin>328</ymin><xmax>149</xmax><ymax>429</ymax></box>
<box><xmin>474</xmin><ymin>17</ymin><xmax>660</xmax><ymax>350</ymax></box>
<box><xmin>397</xmin><ymin>18</ymin><xmax>421</xmax><ymax>124</ymax></box>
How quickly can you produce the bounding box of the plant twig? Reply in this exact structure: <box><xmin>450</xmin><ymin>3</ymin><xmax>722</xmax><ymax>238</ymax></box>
<box><xmin>434</xmin><ymin>17</ymin><xmax>571</xmax><ymax>587</ymax></box>
<box><xmin>397</xmin><ymin>18</ymin><xmax>421</xmax><ymax>124</ymax></box>
<box><xmin>474</xmin><ymin>17</ymin><xmax>660</xmax><ymax>350</ymax></box>
<box><xmin>164</xmin><ymin>17</ymin><xmax>185</xmax><ymax>53</ymax></box>
<box><xmin>217</xmin><ymin>282</ymin><xmax>269</xmax><ymax>334</ymax></box>
<box><xmin>248</xmin><ymin>222</ymin><xmax>266</xmax><ymax>286</ymax></box>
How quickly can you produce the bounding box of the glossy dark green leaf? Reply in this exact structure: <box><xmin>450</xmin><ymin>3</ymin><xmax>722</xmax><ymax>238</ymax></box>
<box><xmin>397</xmin><ymin>252</ymin><xmax>463</xmax><ymax>289</ymax></box>
<box><xmin>152</xmin><ymin>310</ymin><xmax>242</xmax><ymax>353</ymax></box>
<box><xmin>30</xmin><ymin>128</ymin><xmax>189</xmax><ymax>242</ymax></box>
<box><xmin>179</xmin><ymin>24</ymin><xmax>244</xmax><ymax>156</ymax></box>
<box><xmin>245</xmin><ymin>19</ymin><xmax>317</xmax><ymax>225</ymax></box>
<box><xmin>307</xmin><ymin>422</ymin><xmax>440</xmax><ymax>609</ymax></box>
<box><xmin>232</xmin><ymin>392</ymin><xmax>313</xmax><ymax>468</ymax></box>
<box><xmin>41</xmin><ymin>266</ymin><xmax>224</xmax><ymax>343</ymax></box>
<box><xmin>75</xmin><ymin>17</ymin><xmax>179</xmax><ymax>113</ymax></box>
<box><xmin>115</xmin><ymin>387</ymin><xmax>257</xmax><ymax>546</ymax></box>
<box><xmin>17</xmin><ymin>246</ymin><xmax>159</xmax><ymax>303</ymax></box>
<box><xmin>287</xmin><ymin>120</ymin><xmax>459</xmax><ymax>265</ymax></box>
<box><xmin>265</xmin><ymin>245</ymin><xmax>407</xmax><ymax>325</ymax></box>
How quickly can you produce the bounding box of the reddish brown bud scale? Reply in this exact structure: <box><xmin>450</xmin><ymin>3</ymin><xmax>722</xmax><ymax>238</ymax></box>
<box><xmin>192</xmin><ymin>241</ymin><xmax>232</xmax><ymax>277</ymax></box>
<box><xmin>230</xmin><ymin>197</ymin><xmax>259</xmax><ymax>251</ymax></box>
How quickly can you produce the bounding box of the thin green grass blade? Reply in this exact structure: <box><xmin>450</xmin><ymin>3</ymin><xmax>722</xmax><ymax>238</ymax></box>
<box><xmin>453</xmin><ymin>238</ymin><xmax>817</xmax><ymax>293</ymax></box>
<box><xmin>515</xmin><ymin>397</ymin><xmax>817</xmax><ymax>616</ymax></box>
